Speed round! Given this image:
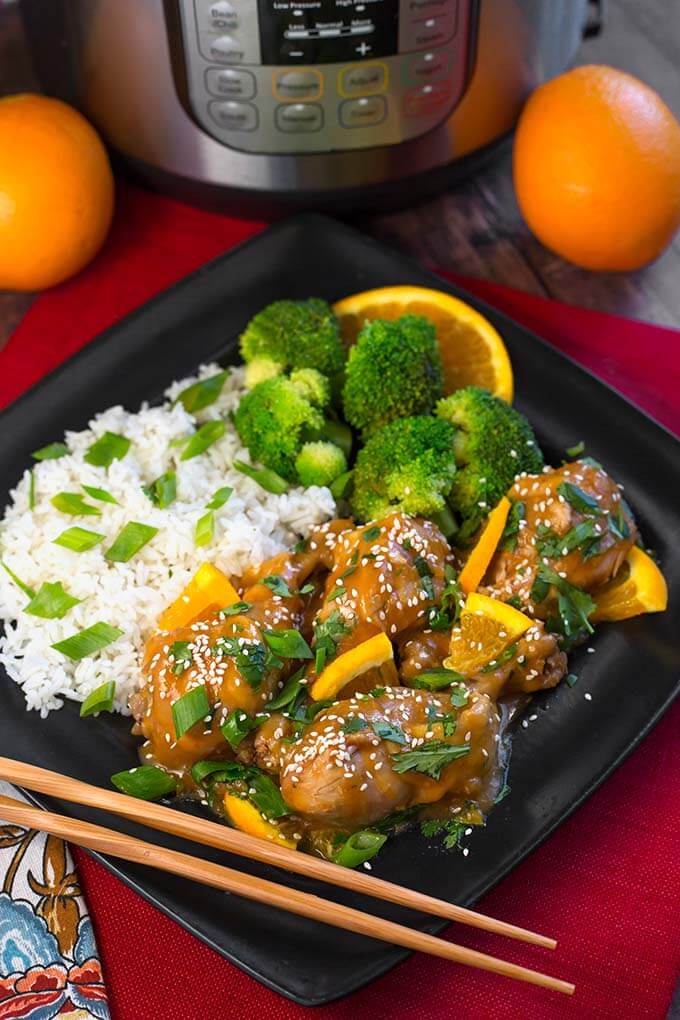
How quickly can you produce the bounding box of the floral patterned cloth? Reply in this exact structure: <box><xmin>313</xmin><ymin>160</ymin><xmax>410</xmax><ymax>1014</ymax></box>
<box><xmin>0</xmin><ymin>782</ymin><xmax>110</xmax><ymax>1020</ymax></box>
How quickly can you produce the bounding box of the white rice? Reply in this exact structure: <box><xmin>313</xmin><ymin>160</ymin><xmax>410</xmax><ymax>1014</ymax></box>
<box><xmin>0</xmin><ymin>364</ymin><xmax>335</xmax><ymax>716</ymax></box>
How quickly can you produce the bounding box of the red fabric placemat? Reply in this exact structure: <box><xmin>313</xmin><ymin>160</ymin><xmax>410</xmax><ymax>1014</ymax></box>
<box><xmin>2</xmin><ymin>182</ymin><xmax>679</xmax><ymax>1019</ymax></box>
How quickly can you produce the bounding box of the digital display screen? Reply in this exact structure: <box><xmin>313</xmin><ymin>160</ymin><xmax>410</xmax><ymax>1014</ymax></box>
<box><xmin>257</xmin><ymin>0</ymin><xmax>399</xmax><ymax>65</ymax></box>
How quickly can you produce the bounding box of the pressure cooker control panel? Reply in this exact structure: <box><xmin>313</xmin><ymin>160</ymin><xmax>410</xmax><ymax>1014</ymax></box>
<box><xmin>177</xmin><ymin>0</ymin><xmax>475</xmax><ymax>154</ymax></box>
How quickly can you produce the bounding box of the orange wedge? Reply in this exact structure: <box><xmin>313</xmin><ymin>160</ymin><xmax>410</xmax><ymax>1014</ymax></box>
<box><xmin>333</xmin><ymin>285</ymin><xmax>513</xmax><ymax>402</ymax></box>
<box><xmin>459</xmin><ymin>496</ymin><xmax>511</xmax><ymax>594</ymax></box>
<box><xmin>445</xmin><ymin>592</ymin><xmax>532</xmax><ymax>677</ymax></box>
<box><xmin>159</xmin><ymin>563</ymin><xmax>240</xmax><ymax>630</ymax></box>
<box><xmin>223</xmin><ymin>794</ymin><xmax>297</xmax><ymax>849</ymax></box>
<box><xmin>310</xmin><ymin>632</ymin><xmax>394</xmax><ymax>701</ymax></box>
<box><xmin>591</xmin><ymin>546</ymin><xmax>668</xmax><ymax>622</ymax></box>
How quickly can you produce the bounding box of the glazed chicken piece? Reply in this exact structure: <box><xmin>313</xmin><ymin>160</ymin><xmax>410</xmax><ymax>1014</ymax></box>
<box><xmin>468</xmin><ymin>620</ymin><xmax>567</xmax><ymax>700</ymax></box>
<box><xmin>280</xmin><ymin>687</ymin><xmax>498</xmax><ymax>828</ymax></box>
<box><xmin>484</xmin><ymin>460</ymin><xmax>636</xmax><ymax>614</ymax></box>
<box><xmin>399</xmin><ymin>629</ymin><xmax>451</xmax><ymax>685</ymax></box>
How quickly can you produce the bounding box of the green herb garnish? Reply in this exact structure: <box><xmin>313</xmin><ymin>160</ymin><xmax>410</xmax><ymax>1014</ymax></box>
<box><xmin>267</xmin><ymin>667</ymin><xmax>306</xmax><ymax>710</ymax></box>
<box><xmin>172</xmin><ymin>684</ymin><xmax>211</xmax><ymax>738</ymax></box>
<box><xmin>207</xmin><ymin>486</ymin><xmax>233</xmax><ymax>510</ymax></box>
<box><xmin>52</xmin><ymin>622</ymin><xmax>123</xmax><ymax>660</ymax></box>
<box><xmin>180</xmin><ymin>420</ymin><xmax>225</xmax><ymax>461</ymax></box>
<box><xmin>565</xmin><ymin>441</ymin><xmax>585</xmax><ymax>458</ymax></box>
<box><xmin>221</xmin><ymin>708</ymin><xmax>261</xmax><ymax>750</ymax></box>
<box><xmin>82</xmin><ymin>484</ymin><xmax>118</xmax><ymax>504</ymax></box>
<box><xmin>105</xmin><ymin>522</ymin><xmax>158</xmax><ymax>562</ymax></box>
<box><xmin>343</xmin><ymin>716</ymin><xmax>368</xmax><ymax>734</ymax></box>
<box><xmin>143</xmin><ymin>471</ymin><xmax>176</xmax><ymax>509</ymax></box>
<box><xmin>327</xmin><ymin>585</ymin><xmax>346</xmax><ymax>602</ymax></box>
<box><xmin>233</xmin><ymin>460</ymin><xmax>289</xmax><ymax>494</ymax></box>
<box><xmin>420</xmin><ymin>817</ymin><xmax>468</xmax><ymax>850</ymax></box>
<box><xmin>363</xmin><ymin>526</ymin><xmax>381</xmax><ymax>542</ymax></box>
<box><xmin>261</xmin><ymin>575</ymin><xmax>292</xmax><ymax>598</ymax></box>
<box><xmin>371</xmin><ymin>719</ymin><xmax>407</xmax><ymax>745</ymax></box>
<box><xmin>413</xmin><ymin>554</ymin><xmax>435</xmax><ymax>600</ymax></box>
<box><xmin>557</xmin><ymin>481</ymin><xmax>602</xmax><ymax>516</ymax></box>
<box><xmin>175</xmin><ymin>370</ymin><xmax>229</xmax><ymax>413</ymax></box>
<box><xmin>428</xmin><ymin>566</ymin><xmax>464</xmax><ymax>632</ymax></box>
<box><xmin>313</xmin><ymin>609</ymin><xmax>351</xmax><ymax>673</ymax></box>
<box><xmin>25</xmin><ymin>581</ymin><xmax>82</xmax><ymax>620</ymax></box>
<box><xmin>494</xmin><ymin>783</ymin><xmax>512</xmax><ymax>804</ymax></box>
<box><xmin>392</xmin><ymin>741</ymin><xmax>471</xmax><ymax>780</ymax></box>
<box><xmin>194</xmin><ymin>511</ymin><xmax>214</xmax><ymax>547</ymax></box>
<box><xmin>1</xmin><ymin>561</ymin><xmax>36</xmax><ymax>598</ymax></box>
<box><xmin>170</xmin><ymin>640</ymin><xmax>193</xmax><ymax>675</ymax></box>
<box><xmin>28</xmin><ymin>470</ymin><xmax>35</xmax><ymax>510</ymax></box>
<box><xmin>84</xmin><ymin>431</ymin><xmax>130</xmax><ymax>468</ymax></box>
<box><xmin>532</xmin><ymin>564</ymin><xmax>596</xmax><ymax>636</ymax></box>
<box><xmin>53</xmin><ymin>526</ymin><xmax>105</xmax><ymax>552</ymax></box>
<box><xmin>333</xmin><ymin>830</ymin><xmax>386</xmax><ymax>868</ymax></box>
<box><xmin>80</xmin><ymin>680</ymin><xmax>116</xmax><ymax>718</ymax></box>
<box><xmin>410</xmin><ymin>667</ymin><xmax>465</xmax><ymax>692</ymax></box>
<box><xmin>220</xmin><ymin>601</ymin><xmax>251</xmax><ymax>617</ymax></box>
<box><xmin>480</xmin><ymin>642</ymin><xmax>518</xmax><ymax>673</ymax></box>
<box><xmin>32</xmin><ymin>442</ymin><xmax>69</xmax><ymax>461</ymax></box>
<box><xmin>51</xmin><ymin>492</ymin><xmax>101</xmax><ymax>516</ymax></box>
<box><xmin>500</xmin><ymin>500</ymin><xmax>525</xmax><ymax>552</ymax></box>
<box><xmin>263</xmin><ymin>629</ymin><xmax>313</xmax><ymax>660</ymax></box>
<box><xmin>214</xmin><ymin>637</ymin><xmax>268</xmax><ymax>688</ymax></box>
<box><xmin>566</xmin><ymin>673</ymin><xmax>578</xmax><ymax>687</ymax></box>
<box><xmin>111</xmin><ymin>764</ymin><xmax>177</xmax><ymax>801</ymax></box>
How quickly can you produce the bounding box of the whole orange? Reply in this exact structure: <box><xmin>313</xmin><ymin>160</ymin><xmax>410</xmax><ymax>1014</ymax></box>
<box><xmin>0</xmin><ymin>94</ymin><xmax>114</xmax><ymax>290</ymax></box>
<box><xmin>513</xmin><ymin>65</ymin><xmax>680</xmax><ymax>271</ymax></box>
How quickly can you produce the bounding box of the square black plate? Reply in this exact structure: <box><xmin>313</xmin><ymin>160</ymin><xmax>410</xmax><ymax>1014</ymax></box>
<box><xmin>1</xmin><ymin>215</ymin><xmax>678</xmax><ymax>1006</ymax></box>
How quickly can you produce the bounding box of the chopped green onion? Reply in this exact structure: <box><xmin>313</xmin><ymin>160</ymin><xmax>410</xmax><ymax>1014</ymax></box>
<box><xmin>180</xmin><ymin>420</ymin><xmax>225</xmax><ymax>461</ymax></box>
<box><xmin>80</xmin><ymin>680</ymin><xmax>116</xmax><ymax>717</ymax></box>
<box><xmin>261</xmin><ymin>575</ymin><xmax>291</xmax><ymax>597</ymax></box>
<box><xmin>82</xmin><ymin>484</ymin><xmax>118</xmax><ymax>505</ymax></box>
<box><xmin>330</xmin><ymin>470</ymin><xmax>353</xmax><ymax>500</ymax></box>
<box><xmin>206</xmin><ymin>486</ymin><xmax>233</xmax><ymax>510</ymax></box>
<box><xmin>192</xmin><ymin>760</ymin><xmax>245</xmax><ymax>785</ymax></box>
<box><xmin>333</xmin><ymin>830</ymin><xmax>387</xmax><ymax>868</ymax></box>
<box><xmin>494</xmin><ymin>783</ymin><xmax>512</xmax><ymax>804</ymax></box>
<box><xmin>52</xmin><ymin>622</ymin><xmax>123</xmax><ymax>661</ymax></box>
<box><xmin>25</xmin><ymin>581</ymin><xmax>82</xmax><ymax>619</ymax></box>
<box><xmin>28</xmin><ymin>470</ymin><xmax>36</xmax><ymax>510</ymax></box>
<box><xmin>51</xmin><ymin>492</ymin><xmax>101</xmax><ymax>516</ymax></box>
<box><xmin>263</xmin><ymin>629</ymin><xmax>313</xmax><ymax>660</ymax></box>
<box><xmin>170</xmin><ymin>640</ymin><xmax>193</xmax><ymax>675</ymax></box>
<box><xmin>32</xmin><ymin>442</ymin><xmax>69</xmax><ymax>461</ymax></box>
<box><xmin>143</xmin><ymin>471</ymin><xmax>176</xmax><ymax>509</ymax></box>
<box><xmin>105</xmin><ymin>522</ymin><xmax>158</xmax><ymax>563</ymax></box>
<box><xmin>363</xmin><ymin>526</ymin><xmax>381</xmax><ymax>542</ymax></box>
<box><xmin>84</xmin><ymin>431</ymin><xmax>131</xmax><ymax>468</ymax></box>
<box><xmin>557</xmin><ymin>481</ymin><xmax>602</xmax><ymax>516</ymax></box>
<box><xmin>327</xmin><ymin>586</ymin><xmax>346</xmax><ymax>602</ymax></box>
<box><xmin>267</xmin><ymin>667</ymin><xmax>306</xmax><ymax>710</ymax></box>
<box><xmin>172</xmin><ymin>685</ymin><xmax>211</xmax><ymax>739</ymax></box>
<box><xmin>371</xmin><ymin>720</ymin><xmax>407</xmax><ymax>745</ymax></box>
<box><xmin>220</xmin><ymin>601</ymin><xmax>251</xmax><ymax>617</ymax></box>
<box><xmin>1</xmin><ymin>561</ymin><xmax>36</xmax><ymax>598</ymax></box>
<box><xmin>233</xmin><ymin>460</ymin><xmax>289</xmax><ymax>494</ymax></box>
<box><xmin>246</xmin><ymin>772</ymin><xmax>289</xmax><ymax>818</ymax></box>
<box><xmin>53</xmin><ymin>526</ymin><xmax>105</xmax><ymax>552</ymax></box>
<box><xmin>221</xmin><ymin>709</ymin><xmax>261</xmax><ymax>750</ymax></box>
<box><xmin>175</xmin><ymin>370</ymin><xmax>229</xmax><ymax>413</ymax></box>
<box><xmin>566</xmin><ymin>673</ymin><xmax>578</xmax><ymax>687</ymax></box>
<box><xmin>410</xmin><ymin>668</ymin><xmax>466</xmax><ymax>691</ymax></box>
<box><xmin>195</xmin><ymin>510</ymin><xmax>214</xmax><ymax>547</ymax></box>
<box><xmin>565</xmin><ymin>440</ymin><xmax>585</xmax><ymax>458</ymax></box>
<box><xmin>111</xmin><ymin>764</ymin><xmax>177</xmax><ymax>800</ymax></box>
<box><xmin>343</xmin><ymin>716</ymin><xmax>368</xmax><ymax>734</ymax></box>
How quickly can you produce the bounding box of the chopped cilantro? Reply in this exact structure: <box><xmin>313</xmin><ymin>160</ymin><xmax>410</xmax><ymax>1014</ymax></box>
<box><xmin>392</xmin><ymin>741</ymin><xmax>470</xmax><ymax>780</ymax></box>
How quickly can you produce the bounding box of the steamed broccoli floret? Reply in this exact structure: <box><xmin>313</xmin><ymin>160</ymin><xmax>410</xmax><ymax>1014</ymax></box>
<box><xmin>436</xmin><ymin>385</ymin><xmax>544</xmax><ymax>526</ymax></box>
<box><xmin>295</xmin><ymin>441</ymin><xmax>347</xmax><ymax>488</ymax></box>
<box><xmin>234</xmin><ymin>376</ymin><xmax>326</xmax><ymax>481</ymax></box>
<box><xmin>350</xmin><ymin>416</ymin><xmax>457</xmax><ymax>521</ymax></box>
<box><xmin>240</xmin><ymin>299</ymin><xmax>345</xmax><ymax>387</ymax></box>
<box><xmin>342</xmin><ymin>315</ymin><xmax>444</xmax><ymax>438</ymax></box>
<box><xmin>289</xmin><ymin>367</ymin><xmax>330</xmax><ymax>407</ymax></box>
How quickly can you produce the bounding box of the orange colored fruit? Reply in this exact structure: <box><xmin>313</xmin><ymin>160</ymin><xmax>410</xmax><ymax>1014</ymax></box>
<box><xmin>445</xmin><ymin>592</ymin><xmax>532</xmax><ymax>678</ymax></box>
<box><xmin>0</xmin><ymin>93</ymin><xmax>114</xmax><ymax>290</ymax></box>
<box><xmin>458</xmin><ymin>496</ymin><xmax>511</xmax><ymax>595</ymax></box>
<box><xmin>333</xmin><ymin>285</ymin><xmax>513</xmax><ymax>402</ymax></box>
<box><xmin>513</xmin><ymin>65</ymin><xmax>680</xmax><ymax>271</ymax></box>
<box><xmin>591</xmin><ymin>547</ymin><xmax>668</xmax><ymax>622</ymax></box>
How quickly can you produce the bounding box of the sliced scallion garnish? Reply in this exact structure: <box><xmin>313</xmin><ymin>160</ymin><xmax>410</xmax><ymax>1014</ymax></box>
<box><xmin>221</xmin><ymin>708</ymin><xmax>261</xmax><ymax>750</ymax></box>
<box><xmin>1</xmin><ymin>561</ymin><xmax>36</xmax><ymax>598</ymax></box>
<box><xmin>25</xmin><ymin>581</ymin><xmax>82</xmax><ymax>620</ymax></box>
<box><xmin>233</xmin><ymin>460</ymin><xmax>288</xmax><ymax>494</ymax></box>
<box><xmin>143</xmin><ymin>471</ymin><xmax>176</xmax><ymax>509</ymax></box>
<box><xmin>32</xmin><ymin>442</ymin><xmax>70</xmax><ymax>461</ymax></box>
<box><xmin>194</xmin><ymin>510</ymin><xmax>214</xmax><ymax>547</ymax></box>
<box><xmin>410</xmin><ymin>668</ymin><xmax>466</xmax><ymax>691</ymax></box>
<box><xmin>172</xmin><ymin>684</ymin><xmax>211</xmax><ymax>739</ymax></box>
<box><xmin>52</xmin><ymin>622</ymin><xmax>123</xmax><ymax>661</ymax></box>
<box><xmin>180</xmin><ymin>420</ymin><xmax>225</xmax><ymax>461</ymax></box>
<box><xmin>111</xmin><ymin>764</ymin><xmax>177</xmax><ymax>800</ymax></box>
<box><xmin>80</xmin><ymin>680</ymin><xmax>116</xmax><ymax>717</ymax></box>
<box><xmin>333</xmin><ymin>830</ymin><xmax>387</xmax><ymax>868</ymax></box>
<box><xmin>53</xmin><ymin>526</ymin><xmax>105</xmax><ymax>552</ymax></box>
<box><xmin>175</xmin><ymin>370</ymin><xmax>229</xmax><ymax>413</ymax></box>
<box><xmin>263</xmin><ymin>629</ymin><xmax>313</xmax><ymax>660</ymax></box>
<box><xmin>105</xmin><ymin>522</ymin><xmax>158</xmax><ymax>563</ymax></box>
<box><xmin>267</xmin><ymin>667</ymin><xmax>306</xmax><ymax>710</ymax></box>
<box><xmin>84</xmin><ymin>431</ymin><xmax>131</xmax><ymax>468</ymax></box>
<box><xmin>261</xmin><ymin>575</ymin><xmax>291</xmax><ymax>597</ymax></box>
<box><xmin>82</xmin><ymin>484</ymin><xmax>119</xmax><ymax>505</ymax></box>
<box><xmin>206</xmin><ymin>486</ymin><xmax>233</xmax><ymax>510</ymax></box>
<box><xmin>51</xmin><ymin>492</ymin><xmax>101</xmax><ymax>516</ymax></box>
<box><xmin>220</xmin><ymin>601</ymin><xmax>251</xmax><ymax>617</ymax></box>
<box><xmin>28</xmin><ymin>470</ymin><xmax>36</xmax><ymax>510</ymax></box>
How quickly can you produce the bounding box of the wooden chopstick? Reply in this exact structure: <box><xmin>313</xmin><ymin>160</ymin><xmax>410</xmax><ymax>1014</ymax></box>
<box><xmin>0</xmin><ymin>755</ymin><xmax>554</xmax><ymax>949</ymax></box>
<box><xmin>0</xmin><ymin>794</ymin><xmax>574</xmax><ymax>996</ymax></box>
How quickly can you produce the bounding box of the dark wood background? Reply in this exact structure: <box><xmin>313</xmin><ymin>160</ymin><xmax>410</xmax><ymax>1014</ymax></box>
<box><xmin>1</xmin><ymin>0</ymin><xmax>679</xmax><ymax>354</ymax></box>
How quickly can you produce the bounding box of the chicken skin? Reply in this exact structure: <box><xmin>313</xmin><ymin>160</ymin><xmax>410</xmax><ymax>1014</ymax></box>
<box><xmin>280</xmin><ymin>687</ymin><xmax>497</xmax><ymax>828</ymax></box>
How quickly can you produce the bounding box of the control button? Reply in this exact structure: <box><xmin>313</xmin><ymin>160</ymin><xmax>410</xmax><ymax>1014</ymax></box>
<box><xmin>208</xmin><ymin>35</ymin><xmax>245</xmax><ymax>64</ymax></box>
<box><xmin>339</xmin><ymin>63</ymin><xmax>387</xmax><ymax>97</ymax></box>
<box><xmin>274</xmin><ymin>70</ymin><xmax>322</xmax><ymax>102</ymax></box>
<box><xmin>206</xmin><ymin>1</ymin><xmax>238</xmax><ymax>30</ymax></box>
<box><xmin>406</xmin><ymin>0</ymin><xmax>457</xmax><ymax>12</ymax></box>
<box><xmin>209</xmin><ymin>100</ymin><xmax>258</xmax><ymax>131</ymax></box>
<box><xmin>339</xmin><ymin>96</ymin><xmax>387</xmax><ymax>128</ymax></box>
<box><xmin>275</xmin><ymin>103</ymin><xmax>324</xmax><ymax>133</ymax></box>
<box><xmin>206</xmin><ymin>68</ymin><xmax>256</xmax><ymax>100</ymax></box>
<box><xmin>402</xmin><ymin>80</ymin><xmax>453</xmax><ymax>117</ymax></box>
<box><xmin>406</xmin><ymin>50</ymin><xmax>451</xmax><ymax>85</ymax></box>
<box><xmin>411</xmin><ymin>17</ymin><xmax>455</xmax><ymax>50</ymax></box>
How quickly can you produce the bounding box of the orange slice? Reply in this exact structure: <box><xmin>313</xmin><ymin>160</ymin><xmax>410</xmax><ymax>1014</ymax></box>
<box><xmin>223</xmin><ymin>794</ymin><xmax>298</xmax><ymax>849</ymax></box>
<box><xmin>310</xmin><ymin>632</ymin><xmax>394</xmax><ymax>701</ymax></box>
<box><xmin>445</xmin><ymin>592</ymin><xmax>532</xmax><ymax>677</ymax></box>
<box><xmin>591</xmin><ymin>546</ymin><xmax>668</xmax><ymax>622</ymax></box>
<box><xmin>159</xmin><ymin>563</ymin><xmax>240</xmax><ymax>631</ymax></box>
<box><xmin>459</xmin><ymin>496</ymin><xmax>511</xmax><ymax>594</ymax></box>
<box><xmin>333</xmin><ymin>285</ymin><xmax>513</xmax><ymax>401</ymax></box>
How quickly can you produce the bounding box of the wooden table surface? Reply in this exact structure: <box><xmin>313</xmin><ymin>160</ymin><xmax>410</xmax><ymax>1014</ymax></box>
<box><xmin>1</xmin><ymin>0</ymin><xmax>679</xmax><ymax>354</ymax></box>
